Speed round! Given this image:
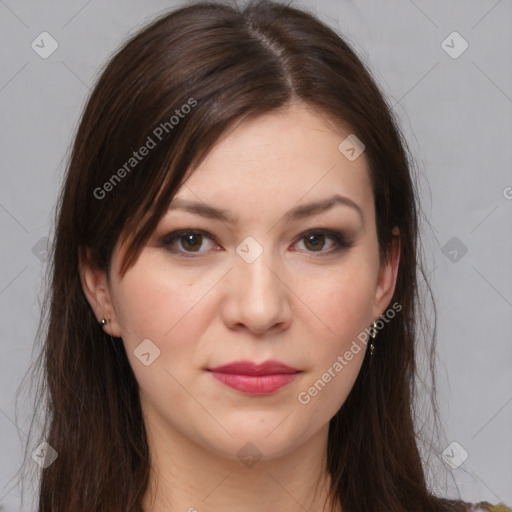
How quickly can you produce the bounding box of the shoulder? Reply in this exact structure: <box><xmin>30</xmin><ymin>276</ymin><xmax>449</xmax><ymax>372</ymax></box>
<box><xmin>436</xmin><ymin>498</ymin><xmax>512</xmax><ymax>512</ymax></box>
<box><xmin>469</xmin><ymin>504</ymin><xmax>512</xmax><ymax>512</ymax></box>
<box><xmin>470</xmin><ymin>504</ymin><xmax>512</xmax><ymax>512</ymax></box>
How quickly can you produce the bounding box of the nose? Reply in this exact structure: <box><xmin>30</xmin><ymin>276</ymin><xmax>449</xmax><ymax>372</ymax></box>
<box><xmin>220</xmin><ymin>246</ymin><xmax>292</xmax><ymax>335</ymax></box>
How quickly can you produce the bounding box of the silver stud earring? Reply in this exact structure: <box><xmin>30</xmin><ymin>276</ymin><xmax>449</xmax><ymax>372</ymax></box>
<box><xmin>100</xmin><ymin>318</ymin><xmax>107</xmax><ymax>327</ymax></box>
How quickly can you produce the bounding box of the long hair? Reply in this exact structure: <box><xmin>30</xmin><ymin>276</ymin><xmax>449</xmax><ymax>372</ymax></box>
<box><xmin>24</xmin><ymin>1</ymin><xmax>455</xmax><ymax>510</ymax></box>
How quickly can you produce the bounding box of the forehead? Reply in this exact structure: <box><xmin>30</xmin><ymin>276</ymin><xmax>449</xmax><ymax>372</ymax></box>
<box><xmin>175</xmin><ymin>103</ymin><xmax>373</xmax><ymax>221</ymax></box>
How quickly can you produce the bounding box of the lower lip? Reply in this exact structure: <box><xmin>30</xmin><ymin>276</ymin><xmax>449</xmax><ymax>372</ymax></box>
<box><xmin>209</xmin><ymin>372</ymin><xmax>300</xmax><ymax>395</ymax></box>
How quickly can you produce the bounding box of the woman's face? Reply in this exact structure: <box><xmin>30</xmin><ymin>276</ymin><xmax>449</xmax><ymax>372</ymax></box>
<box><xmin>82</xmin><ymin>102</ymin><xmax>399</xmax><ymax>463</ymax></box>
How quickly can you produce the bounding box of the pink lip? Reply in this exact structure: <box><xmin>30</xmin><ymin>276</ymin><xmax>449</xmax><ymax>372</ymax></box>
<box><xmin>207</xmin><ymin>360</ymin><xmax>301</xmax><ymax>395</ymax></box>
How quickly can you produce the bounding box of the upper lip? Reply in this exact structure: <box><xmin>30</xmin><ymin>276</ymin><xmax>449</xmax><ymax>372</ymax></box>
<box><xmin>208</xmin><ymin>360</ymin><xmax>301</xmax><ymax>375</ymax></box>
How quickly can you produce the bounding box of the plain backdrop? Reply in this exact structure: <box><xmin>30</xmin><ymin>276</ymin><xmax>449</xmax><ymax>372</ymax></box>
<box><xmin>0</xmin><ymin>0</ymin><xmax>511</xmax><ymax>510</ymax></box>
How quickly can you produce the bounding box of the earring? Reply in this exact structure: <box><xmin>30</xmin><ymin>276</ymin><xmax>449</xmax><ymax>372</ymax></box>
<box><xmin>369</xmin><ymin>321</ymin><xmax>378</xmax><ymax>356</ymax></box>
<box><xmin>99</xmin><ymin>318</ymin><xmax>121</xmax><ymax>354</ymax></box>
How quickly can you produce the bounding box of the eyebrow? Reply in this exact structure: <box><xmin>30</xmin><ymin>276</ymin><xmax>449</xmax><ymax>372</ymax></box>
<box><xmin>167</xmin><ymin>194</ymin><xmax>365</xmax><ymax>226</ymax></box>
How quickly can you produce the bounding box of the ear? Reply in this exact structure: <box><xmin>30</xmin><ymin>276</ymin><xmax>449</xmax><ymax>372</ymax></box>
<box><xmin>78</xmin><ymin>246</ymin><xmax>122</xmax><ymax>337</ymax></box>
<box><xmin>372</xmin><ymin>227</ymin><xmax>401</xmax><ymax>321</ymax></box>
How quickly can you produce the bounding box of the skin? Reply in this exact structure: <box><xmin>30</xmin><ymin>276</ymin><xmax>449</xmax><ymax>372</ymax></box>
<box><xmin>80</xmin><ymin>101</ymin><xmax>400</xmax><ymax>512</ymax></box>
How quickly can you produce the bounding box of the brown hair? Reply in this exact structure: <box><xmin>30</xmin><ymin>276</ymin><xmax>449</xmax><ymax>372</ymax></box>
<box><xmin>24</xmin><ymin>0</ymin><xmax>454</xmax><ymax>510</ymax></box>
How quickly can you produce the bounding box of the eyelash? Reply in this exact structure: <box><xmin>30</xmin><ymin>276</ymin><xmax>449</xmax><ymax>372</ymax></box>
<box><xmin>159</xmin><ymin>228</ymin><xmax>354</xmax><ymax>258</ymax></box>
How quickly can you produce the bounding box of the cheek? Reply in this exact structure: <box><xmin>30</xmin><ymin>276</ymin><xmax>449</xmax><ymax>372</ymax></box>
<box><xmin>292</xmin><ymin>258</ymin><xmax>375</xmax><ymax>413</ymax></box>
<box><xmin>110</xmin><ymin>261</ymin><xmax>212</xmax><ymax>403</ymax></box>
<box><xmin>112</xmin><ymin>256</ymin><xmax>215</xmax><ymax>343</ymax></box>
<box><xmin>299</xmin><ymin>260</ymin><xmax>376</xmax><ymax>341</ymax></box>
<box><xmin>110</xmin><ymin>255</ymin><xmax>228</xmax><ymax>403</ymax></box>
<box><xmin>294</xmin><ymin>273</ymin><xmax>372</xmax><ymax>421</ymax></box>
<box><xmin>295</xmin><ymin>325</ymin><xmax>367</xmax><ymax>429</ymax></box>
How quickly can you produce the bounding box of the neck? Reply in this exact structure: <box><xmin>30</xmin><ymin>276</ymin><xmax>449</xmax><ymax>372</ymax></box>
<box><xmin>141</xmin><ymin>412</ymin><xmax>341</xmax><ymax>512</ymax></box>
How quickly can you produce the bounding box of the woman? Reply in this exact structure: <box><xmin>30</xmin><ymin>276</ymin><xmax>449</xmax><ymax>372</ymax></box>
<box><xmin>25</xmin><ymin>1</ymin><xmax>510</xmax><ymax>511</ymax></box>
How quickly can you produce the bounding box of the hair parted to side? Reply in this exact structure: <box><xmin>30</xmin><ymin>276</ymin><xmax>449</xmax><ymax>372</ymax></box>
<box><xmin>21</xmin><ymin>0</ymin><xmax>454</xmax><ymax>510</ymax></box>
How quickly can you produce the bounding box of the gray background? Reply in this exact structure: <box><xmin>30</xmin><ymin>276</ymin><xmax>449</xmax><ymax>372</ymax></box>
<box><xmin>0</xmin><ymin>0</ymin><xmax>511</xmax><ymax>510</ymax></box>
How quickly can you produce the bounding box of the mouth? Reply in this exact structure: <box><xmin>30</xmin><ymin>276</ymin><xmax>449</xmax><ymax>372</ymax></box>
<box><xmin>206</xmin><ymin>360</ymin><xmax>302</xmax><ymax>395</ymax></box>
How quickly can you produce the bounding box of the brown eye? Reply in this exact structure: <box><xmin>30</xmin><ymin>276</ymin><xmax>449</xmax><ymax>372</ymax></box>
<box><xmin>293</xmin><ymin>229</ymin><xmax>354</xmax><ymax>257</ymax></box>
<box><xmin>160</xmin><ymin>229</ymin><xmax>218</xmax><ymax>257</ymax></box>
<box><xmin>181</xmin><ymin>233</ymin><xmax>203</xmax><ymax>251</ymax></box>
<box><xmin>303</xmin><ymin>233</ymin><xmax>326</xmax><ymax>251</ymax></box>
